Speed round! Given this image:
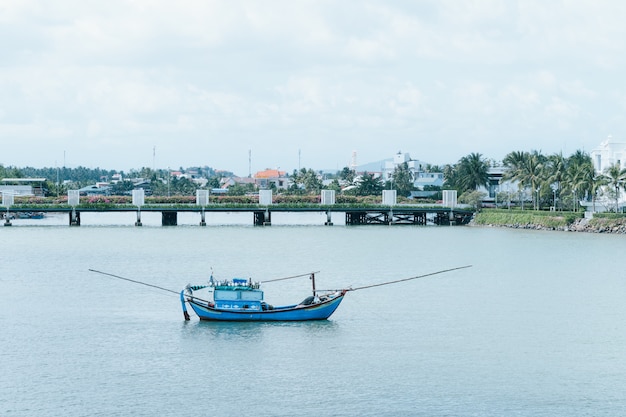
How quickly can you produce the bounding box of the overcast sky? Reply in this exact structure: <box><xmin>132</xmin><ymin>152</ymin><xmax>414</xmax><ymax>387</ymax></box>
<box><xmin>2</xmin><ymin>1</ymin><xmax>626</xmax><ymax>176</ymax></box>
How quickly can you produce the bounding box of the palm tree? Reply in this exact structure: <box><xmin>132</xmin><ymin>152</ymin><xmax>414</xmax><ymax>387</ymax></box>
<box><xmin>442</xmin><ymin>164</ymin><xmax>460</xmax><ymax>190</ymax></box>
<box><xmin>604</xmin><ymin>163</ymin><xmax>626</xmax><ymax>212</ymax></box>
<box><xmin>356</xmin><ymin>172</ymin><xmax>384</xmax><ymax>196</ymax></box>
<box><xmin>568</xmin><ymin>162</ymin><xmax>592</xmax><ymax>212</ymax></box>
<box><xmin>456</xmin><ymin>153</ymin><xmax>490</xmax><ymax>193</ymax></box>
<box><xmin>547</xmin><ymin>152</ymin><xmax>567</xmax><ymax>210</ymax></box>
<box><xmin>388</xmin><ymin>162</ymin><xmax>414</xmax><ymax>197</ymax></box>
<box><xmin>503</xmin><ymin>150</ymin><xmax>546</xmax><ymax>210</ymax></box>
<box><xmin>589</xmin><ymin>171</ymin><xmax>609</xmax><ymax>213</ymax></box>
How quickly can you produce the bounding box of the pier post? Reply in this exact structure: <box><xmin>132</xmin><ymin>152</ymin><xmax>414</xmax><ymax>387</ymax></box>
<box><xmin>69</xmin><ymin>209</ymin><xmax>81</xmax><ymax>226</ymax></box>
<box><xmin>200</xmin><ymin>208</ymin><xmax>206</xmax><ymax>226</ymax></box>
<box><xmin>196</xmin><ymin>190</ymin><xmax>209</xmax><ymax>226</ymax></box>
<box><xmin>2</xmin><ymin>192</ymin><xmax>13</xmax><ymax>226</ymax></box>
<box><xmin>325</xmin><ymin>210</ymin><xmax>333</xmax><ymax>226</ymax></box>
<box><xmin>162</xmin><ymin>211</ymin><xmax>178</xmax><ymax>226</ymax></box>
<box><xmin>68</xmin><ymin>190</ymin><xmax>80</xmax><ymax>226</ymax></box>
<box><xmin>254</xmin><ymin>210</ymin><xmax>271</xmax><ymax>226</ymax></box>
<box><xmin>132</xmin><ymin>189</ymin><xmax>144</xmax><ymax>226</ymax></box>
<box><xmin>263</xmin><ymin>209</ymin><xmax>271</xmax><ymax>226</ymax></box>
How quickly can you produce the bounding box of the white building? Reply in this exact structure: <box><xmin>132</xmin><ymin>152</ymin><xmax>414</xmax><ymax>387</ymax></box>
<box><xmin>590</xmin><ymin>135</ymin><xmax>626</xmax><ymax>173</ymax></box>
<box><xmin>382</xmin><ymin>152</ymin><xmax>424</xmax><ymax>182</ymax></box>
<box><xmin>586</xmin><ymin>135</ymin><xmax>626</xmax><ymax>211</ymax></box>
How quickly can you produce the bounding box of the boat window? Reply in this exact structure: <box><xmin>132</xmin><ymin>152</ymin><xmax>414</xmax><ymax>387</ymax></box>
<box><xmin>239</xmin><ymin>291</ymin><xmax>263</xmax><ymax>301</ymax></box>
<box><xmin>214</xmin><ymin>290</ymin><xmax>238</xmax><ymax>300</ymax></box>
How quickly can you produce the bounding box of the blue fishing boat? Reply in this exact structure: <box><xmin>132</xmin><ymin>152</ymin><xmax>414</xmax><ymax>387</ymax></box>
<box><xmin>89</xmin><ymin>265</ymin><xmax>471</xmax><ymax>322</ymax></box>
<box><xmin>180</xmin><ymin>273</ymin><xmax>347</xmax><ymax>321</ymax></box>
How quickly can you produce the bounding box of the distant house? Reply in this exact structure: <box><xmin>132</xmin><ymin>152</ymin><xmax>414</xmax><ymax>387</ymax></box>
<box><xmin>414</xmin><ymin>172</ymin><xmax>444</xmax><ymax>190</ymax></box>
<box><xmin>220</xmin><ymin>176</ymin><xmax>256</xmax><ymax>189</ymax></box>
<box><xmin>475</xmin><ymin>166</ymin><xmax>520</xmax><ymax>205</ymax></box>
<box><xmin>410</xmin><ymin>172</ymin><xmax>445</xmax><ymax>199</ymax></box>
<box><xmin>0</xmin><ymin>178</ymin><xmax>47</xmax><ymax>197</ymax></box>
<box><xmin>254</xmin><ymin>169</ymin><xmax>289</xmax><ymax>190</ymax></box>
<box><xmin>78</xmin><ymin>184</ymin><xmax>111</xmax><ymax>196</ymax></box>
<box><xmin>132</xmin><ymin>179</ymin><xmax>152</xmax><ymax>196</ymax></box>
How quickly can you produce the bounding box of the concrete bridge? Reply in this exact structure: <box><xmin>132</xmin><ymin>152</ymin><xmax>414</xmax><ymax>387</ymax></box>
<box><xmin>2</xmin><ymin>205</ymin><xmax>474</xmax><ymax>227</ymax></box>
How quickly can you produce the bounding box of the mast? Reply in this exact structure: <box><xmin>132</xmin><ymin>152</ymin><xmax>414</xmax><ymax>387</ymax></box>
<box><xmin>311</xmin><ymin>272</ymin><xmax>316</xmax><ymax>297</ymax></box>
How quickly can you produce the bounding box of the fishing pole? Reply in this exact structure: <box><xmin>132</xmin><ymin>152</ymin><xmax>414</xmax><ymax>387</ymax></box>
<box><xmin>88</xmin><ymin>269</ymin><xmax>212</xmax><ymax>304</ymax></box>
<box><xmin>314</xmin><ymin>265</ymin><xmax>472</xmax><ymax>293</ymax></box>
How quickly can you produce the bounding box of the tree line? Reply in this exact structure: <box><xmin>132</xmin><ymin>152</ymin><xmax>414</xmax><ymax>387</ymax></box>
<box><xmin>444</xmin><ymin>150</ymin><xmax>624</xmax><ymax>212</ymax></box>
<box><xmin>3</xmin><ymin>149</ymin><xmax>626</xmax><ymax>211</ymax></box>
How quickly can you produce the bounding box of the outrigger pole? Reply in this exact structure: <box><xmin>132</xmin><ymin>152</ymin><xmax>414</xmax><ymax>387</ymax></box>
<box><xmin>312</xmin><ymin>265</ymin><xmax>473</xmax><ymax>293</ymax></box>
<box><xmin>88</xmin><ymin>269</ymin><xmax>212</xmax><ymax>320</ymax></box>
<box><xmin>347</xmin><ymin>265</ymin><xmax>472</xmax><ymax>292</ymax></box>
<box><xmin>260</xmin><ymin>271</ymin><xmax>320</xmax><ymax>284</ymax></box>
<box><xmin>88</xmin><ymin>269</ymin><xmax>179</xmax><ymax>294</ymax></box>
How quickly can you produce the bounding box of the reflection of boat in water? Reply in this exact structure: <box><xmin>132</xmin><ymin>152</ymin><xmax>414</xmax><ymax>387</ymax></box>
<box><xmin>182</xmin><ymin>273</ymin><xmax>347</xmax><ymax>322</ymax></box>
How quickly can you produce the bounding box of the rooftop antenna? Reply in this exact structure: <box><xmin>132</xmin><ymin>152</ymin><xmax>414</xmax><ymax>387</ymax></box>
<box><xmin>248</xmin><ymin>149</ymin><xmax>252</xmax><ymax>178</ymax></box>
<box><xmin>153</xmin><ymin>146</ymin><xmax>156</xmax><ymax>171</ymax></box>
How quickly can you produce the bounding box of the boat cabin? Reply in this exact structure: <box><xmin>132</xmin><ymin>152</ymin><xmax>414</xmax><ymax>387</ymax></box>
<box><xmin>213</xmin><ymin>278</ymin><xmax>264</xmax><ymax>311</ymax></box>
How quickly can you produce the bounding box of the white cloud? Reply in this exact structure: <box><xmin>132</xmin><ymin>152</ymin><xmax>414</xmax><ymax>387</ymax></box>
<box><xmin>2</xmin><ymin>0</ymin><xmax>626</xmax><ymax>173</ymax></box>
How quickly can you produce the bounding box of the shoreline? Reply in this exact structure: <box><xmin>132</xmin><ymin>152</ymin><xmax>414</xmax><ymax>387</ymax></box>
<box><xmin>471</xmin><ymin>212</ymin><xmax>626</xmax><ymax>234</ymax></box>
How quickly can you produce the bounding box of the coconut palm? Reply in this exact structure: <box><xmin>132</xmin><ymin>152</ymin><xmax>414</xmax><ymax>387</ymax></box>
<box><xmin>546</xmin><ymin>152</ymin><xmax>568</xmax><ymax>210</ymax></box>
<box><xmin>388</xmin><ymin>162</ymin><xmax>415</xmax><ymax>197</ymax></box>
<box><xmin>604</xmin><ymin>163</ymin><xmax>626</xmax><ymax>212</ymax></box>
<box><xmin>589</xmin><ymin>171</ymin><xmax>609</xmax><ymax>213</ymax></box>
<box><xmin>559</xmin><ymin>151</ymin><xmax>593</xmax><ymax>212</ymax></box>
<box><xmin>455</xmin><ymin>152</ymin><xmax>490</xmax><ymax>193</ymax></box>
<box><xmin>567</xmin><ymin>161</ymin><xmax>593</xmax><ymax>212</ymax></box>
<box><xmin>503</xmin><ymin>150</ymin><xmax>546</xmax><ymax>210</ymax></box>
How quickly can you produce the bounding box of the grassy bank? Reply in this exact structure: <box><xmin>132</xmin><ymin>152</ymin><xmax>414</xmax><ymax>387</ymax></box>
<box><xmin>473</xmin><ymin>209</ymin><xmax>583</xmax><ymax>229</ymax></box>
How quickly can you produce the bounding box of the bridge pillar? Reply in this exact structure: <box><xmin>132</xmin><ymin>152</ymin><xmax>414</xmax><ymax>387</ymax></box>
<box><xmin>325</xmin><ymin>210</ymin><xmax>333</xmax><ymax>226</ymax></box>
<box><xmin>254</xmin><ymin>210</ymin><xmax>271</xmax><ymax>226</ymax></box>
<box><xmin>69</xmin><ymin>210</ymin><xmax>81</xmax><ymax>226</ymax></box>
<box><xmin>200</xmin><ymin>209</ymin><xmax>206</xmax><ymax>226</ymax></box>
<box><xmin>3</xmin><ymin>213</ymin><xmax>11</xmax><ymax>226</ymax></box>
<box><xmin>135</xmin><ymin>209</ymin><xmax>142</xmax><ymax>226</ymax></box>
<box><xmin>162</xmin><ymin>212</ymin><xmax>178</xmax><ymax>226</ymax></box>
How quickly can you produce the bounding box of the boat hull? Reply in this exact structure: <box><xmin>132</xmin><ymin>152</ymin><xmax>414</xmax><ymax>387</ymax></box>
<box><xmin>187</xmin><ymin>293</ymin><xmax>346</xmax><ymax>321</ymax></box>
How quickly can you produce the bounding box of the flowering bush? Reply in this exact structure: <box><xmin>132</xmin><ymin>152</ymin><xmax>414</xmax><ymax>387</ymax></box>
<box><xmin>145</xmin><ymin>196</ymin><xmax>195</xmax><ymax>205</ymax></box>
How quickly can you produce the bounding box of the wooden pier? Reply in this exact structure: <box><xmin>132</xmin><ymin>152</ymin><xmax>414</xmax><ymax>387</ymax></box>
<box><xmin>2</xmin><ymin>206</ymin><xmax>474</xmax><ymax>227</ymax></box>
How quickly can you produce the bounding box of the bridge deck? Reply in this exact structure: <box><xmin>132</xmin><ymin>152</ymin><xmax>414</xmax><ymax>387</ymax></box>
<box><xmin>2</xmin><ymin>205</ymin><xmax>474</xmax><ymax>226</ymax></box>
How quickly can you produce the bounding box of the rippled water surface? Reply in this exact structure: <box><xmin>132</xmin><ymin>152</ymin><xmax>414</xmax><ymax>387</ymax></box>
<box><xmin>2</xmin><ymin>216</ymin><xmax>625</xmax><ymax>416</ymax></box>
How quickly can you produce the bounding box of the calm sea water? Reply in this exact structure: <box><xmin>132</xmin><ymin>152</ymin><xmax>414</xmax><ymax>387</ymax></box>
<box><xmin>2</xmin><ymin>213</ymin><xmax>626</xmax><ymax>416</ymax></box>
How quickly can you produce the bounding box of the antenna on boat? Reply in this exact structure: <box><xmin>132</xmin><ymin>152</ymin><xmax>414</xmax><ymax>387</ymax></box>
<box><xmin>310</xmin><ymin>272</ymin><xmax>316</xmax><ymax>298</ymax></box>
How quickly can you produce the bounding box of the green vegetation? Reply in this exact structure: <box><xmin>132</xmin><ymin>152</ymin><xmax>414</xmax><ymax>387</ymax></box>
<box><xmin>3</xmin><ymin>147</ymin><xmax>626</xmax><ymax>215</ymax></box>
<box><xmin>473</xmin><ymin>209</ymin><xmax>583</xmax><ymax>228</ymax></box>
